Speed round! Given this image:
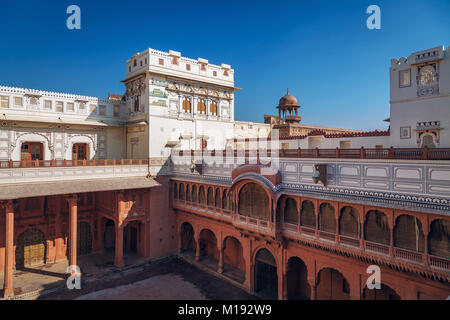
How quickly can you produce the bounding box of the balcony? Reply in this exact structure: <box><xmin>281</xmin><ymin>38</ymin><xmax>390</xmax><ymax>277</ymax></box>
<box><xmin>280</xmin><ymin>222</ymin><xmax>450</xmax><ymax>279</ymax></box>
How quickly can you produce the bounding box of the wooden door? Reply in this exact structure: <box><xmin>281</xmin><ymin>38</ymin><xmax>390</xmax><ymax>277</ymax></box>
<box><xmin>72</xmin><ymin>143</ymin><xmax>88</xmax><ymax>160</ymax></box>
<box><xmin>21</xmin><ymin>142</ymin><xmax>43</xmax><ymax>160</ymax></box>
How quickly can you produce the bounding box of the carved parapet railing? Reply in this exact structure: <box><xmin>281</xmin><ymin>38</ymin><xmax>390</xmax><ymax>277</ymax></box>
<box><xmin>173</xmin><ymin>147</ymin><xmax>450</xmax><ymax>161</ymax></box>
<box><xmin>0</xmin><ymin>158</ymin><xmax>150</xmax><ymax>169</ymax></box>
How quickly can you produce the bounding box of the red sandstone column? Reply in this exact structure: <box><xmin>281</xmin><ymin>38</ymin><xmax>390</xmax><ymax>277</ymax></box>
<box><xmin>66</xmin><ymin>195</ymin><xmax>78</xmax><ymax>274</ymax></box>
<box><xmin>195</xmin><ymin>234</ymin><xmax>201</xmax><ymax>262</ymax></box>
<box><xmin>114</xmin><ymin>222</ymin><xmax>124</xmax><ymax>268</ymax></box>
<box><xmin>218</xmin><ymin>247</ymin><xmax>224</xmax><ymax>273</ymax></box>
<box><xmin>2</xmin><ymin>200</ymin><xmax>15</xmax><ymax>298</ymax></box>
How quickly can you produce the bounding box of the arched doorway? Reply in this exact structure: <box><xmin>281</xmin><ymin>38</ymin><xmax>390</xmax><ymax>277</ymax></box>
<box><xmin>104</xmin><ymin>220</ymin><xmax>115</xmax><ymax>251</ymax></box>
<box><xmin>198</xmin><ymin>229</ymin><xmax>218</xmax><ymax>260</ymax></box>
<box><xmin>77</xmin><ymin>221</ymin><xmax>92</xmax><ymax>255</ymax></box>
<box><xmin>180</xmin><ymin>222</ymin><xmax>195</xmax><ymax>255</ymax></box>
<box><xmin>223</xmin><ymin>236</ymin><xmax>245</xmax><ymax>283</ymax></box>
<box><xmin>319</xmin><ymin>203</ymin><xmax>335</xmax><ymax>233</ymax></box>
<box><xmin>254</xmin><ymin>248</ymin><xmax>278</xmax><ymax>299</ymax></box>
<box><xmin>316</xmin><ymin>268</ymin><xmax>350</xmax><ymax>300</ymax></box>
<box><xmin>15</xmin><ymin>228</ymin><xmax>46</xmax><ymax>268</ymax></box>
<box><xmin>286</xmin><ymin>257</ymin><xmax>310</xmax><ymax>300</ymax></box>
<box><xmin>363</xmin><ymin>284</ymin><xmax>401</xmax><ymax>300</ymax></box>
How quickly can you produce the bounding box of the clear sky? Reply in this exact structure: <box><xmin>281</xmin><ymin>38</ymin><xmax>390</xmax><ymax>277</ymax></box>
<box><xmin>0</xmin><ymin>0</ymin><xmax>449</xmax><ymax>130</ymax></box>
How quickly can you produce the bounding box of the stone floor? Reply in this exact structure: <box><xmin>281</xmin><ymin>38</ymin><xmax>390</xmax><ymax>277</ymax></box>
<box><xmin>0</xmin><ymin>250</ymin><xmax>144</xmax><ymax>299</ymax></box>
<box><xmin>75</xmin><ymin>274</ymin><xmax>207</xmax><ymax>300</ymax></box>
<box><xmin>1</xmin><ymin>251</ymin><xmax>258</xmax><ymax>300</ymax></box>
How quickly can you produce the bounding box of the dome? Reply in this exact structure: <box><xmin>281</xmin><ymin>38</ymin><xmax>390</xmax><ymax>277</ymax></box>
<box><xmin>277</xmin><ymin>89</ymin><xmax>299</xmax><ymax>108</ymax></box>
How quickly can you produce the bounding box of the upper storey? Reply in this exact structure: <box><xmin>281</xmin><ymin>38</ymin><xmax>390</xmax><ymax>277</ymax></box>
<box><xmin>124</xmin><ymin>48</ymin><xmax>235</xmax><ymax>88</ymax></box>
<box><xmin>390</xmin><ymin>45</ymin><xmax>450</xmax><ymax>103</ymax></box>
<box><xmin>0</xmin><ymin>86</ymin><xmax>126</xmax><ymax>126</ymax></box>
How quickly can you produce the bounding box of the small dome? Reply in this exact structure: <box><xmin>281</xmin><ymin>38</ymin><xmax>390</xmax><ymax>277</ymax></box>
<box><xmin>277</xmin><ymin>89</ymin><xmax>299</xmax><ymax>108</ymax></box>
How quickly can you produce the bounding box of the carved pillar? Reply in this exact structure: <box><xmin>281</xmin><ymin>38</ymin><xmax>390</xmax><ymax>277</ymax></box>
<box><xmin>178</xmin><ymin>95</ymin><xmax>183</xmax><ymax>115</ymax></box>
<box><xmin>335</xmin><ymin>203</ymin><xmax>340</xmax><ymax>243</ymax></box>
<box><xmin>218</xmin><ymin>246</ymin><xmax>224</xmax><ymax>274</ymax></box>
<box><xmin>65</xmin><ymin>195</ymin><xmax>78</xmax><ymax>274</ymax></box>
<box><xmin>114</xmin><ymin>223</ymin><xmax>124</xmax><ymax>267</ymax></box>
<box><xmin>195</xmin><ymin>233</ymin><xmax>201</xmax><ymax>262</ymax></box>
<box><xmin>114</xmin><ymin>191</ymin><xmax>125</xmax><ymax>268</ymax></box>
<box><xmin>423</xmin><ymin>215</ymin><xmax>429</xmax><ymax>266</ymax></box>
<box><xmin>315</xmin><ymin>201</ymin><xmax>319</xmax><ymax>238</ymax></box>
<box><xmin>2</xmin><ymin>200</ymin><xmax>15</xmax><ymax>298</ymax></box>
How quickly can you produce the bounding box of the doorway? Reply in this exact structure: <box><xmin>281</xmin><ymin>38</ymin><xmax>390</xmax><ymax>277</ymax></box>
<box><xmin>72</xmin><ymin>143</ymin><xmax>88</xmax><ymax>160</ymax></box>
<box><xmin>21</xmin><ymin>142</ymin><xmax>43</xmax><ymax>160</ymax></box>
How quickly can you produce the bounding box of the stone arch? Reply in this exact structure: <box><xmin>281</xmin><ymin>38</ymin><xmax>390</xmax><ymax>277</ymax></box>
<box><xmin>254</xmin><ymin>248</ymin><xmax>278</xmax><ymax>299</ymax></box>
<box><xmin>319</xmin><ymin>203</ymin><xmax>335</xmax><ymax>233</ymax></box>
<box><xmin>215</xmin><ymin>188</ymin><xmax>221</xmax><ymax>208</ymax></box>
<box><xmin>428</xmin><ymin>219</ymin><xmax>450</xmax><ymax>259</ymax></box>
<box><xmin>363</xmin><ymin>283</ymin><xmax>401</xmax><ymax>300</ymax></box>
<box><xmin>339</xmin><ymin>206</ymin><xmax>360</xmax><ymax>239</ymax></box>
<box><xmin>286</xmin><ymin>256</ymin><xmax>310</xmax><ymax>300</ymax></box>
<box><xmin>364</xmin><ymin>210</ymin><xmax>390</xmax><ymax>245</ymax></box>
<box><xmin>223</xmin><ymin>236</ymin><xmax>245</xmax><ymax>273</ymax></box>
<box><xmin>300</xmin><ymin>200</ymin><xmax>316</xmax><ymax>228</ymax></box>
<box><xmin>199</xmin><ymin>229</ymin><xmax>219</xmax><ymax>260</ymax></box>
<box><xmin>316</xmin><ymin>267</ymin><xmax>350</xmax><ymax>300</ymax></box>
<box><xmin>15</xmin><ymin>228</ymin><xmax>47</xmax><ymax>268</ymax></box>
<box><xmin>207</xmin><ymin>187</ymin><xmax>214</xmax><ymax>206</ymax></box>
<box><xmin>394</xmin><ymin>214</ymin><xmax>424</xmax><ymax>252</ymax></box>
<box><xmin>192</xmin><ymin>185</ymin><xmax>198</xmax><ymax>202</ymax></box>
<box><xmin>179</xmin><ymin>183</ymin><xmax>185</xmax><ymax>200</ymax></box>
<box><xmin>283</xmin><ymin>197</ymin><xmax>298</xmax><ymax>225</ymax></box>
<box><xmin>180</xmin><ymin>222</ymin><xmax>195</xmax><ymax>253</ymax></box>
<box><xmin>198</xmin><ymin>186</ymin><xmax>206</xmax><ymax>204</ymax></box>
<box><xmin>238</xmin><ymin>182</ymin><xmax>270</xmax><ymax>220</ymax></box>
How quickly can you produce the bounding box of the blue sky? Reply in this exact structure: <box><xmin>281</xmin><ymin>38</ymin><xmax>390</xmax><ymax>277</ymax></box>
<box><xmin>0</xmin><ymin>0</ymin><xmax>449</xmax><ymax>130</ymax></box>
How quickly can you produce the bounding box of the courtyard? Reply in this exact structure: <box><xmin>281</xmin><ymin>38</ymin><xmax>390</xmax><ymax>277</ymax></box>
<box><xmin>29</xmin><ymin>256</ymin><xmax>258</xmax><ymax>300</ymax></box>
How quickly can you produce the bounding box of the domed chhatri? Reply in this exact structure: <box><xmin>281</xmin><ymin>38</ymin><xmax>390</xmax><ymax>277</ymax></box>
<box><xmin>276</xmin><ymin>89</ymin><xmax>301</xmax><ymax>123</ymax></box>
<box><xmin>277</xmin><ymin>89</ymin><xmax>300</xmax><ymax>109</ymax></box>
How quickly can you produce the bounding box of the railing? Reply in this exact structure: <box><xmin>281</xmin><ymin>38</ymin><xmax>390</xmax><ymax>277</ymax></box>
<box><xmin>429</xmin><ymin>255</ymin><xmax>450</xmax><ymax>270</ymax></box>
<box><xmin>0</xmin><ymin>159</ymin><xmax>150</xmax><ymax>169</ymax></box>
<box><xmin>174</xmin><ymin>147</ymin><xmax>450</xmax><ymax>161</ymax></box>
<box><xmin>394</xmin><ymin>247</ymin><xmax>423</xmax><ymax>264</ymax></box>
<box><xmin>364</xmin><ymin>240</ymin><xmax>390</xmax><ymax>256</ymax></box>
<box><xmin>339</xmin><ymin>235</ymin><xmax>361</xmax><ymax>248</ymax></box>
<box><xmin>318</xmin><ymin>230</ymin><xmax>336</xmax><ymax>242</ymax></box>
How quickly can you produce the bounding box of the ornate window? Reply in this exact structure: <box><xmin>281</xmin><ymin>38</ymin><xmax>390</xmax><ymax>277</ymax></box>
<box><xmin>210</xmin><ymin>101</ymin><xmax>217</xmax><ymax>116</ymax></box>
<box><xmin>197</xmin><ymin>99</ymin><xmax>206</xmax><ymax>114</ymax></box>
<box><xmin>399</xmin><ymin>69</ymin><xmax>411</xmax><ymax>87</ymax></box>
<box><xmin>182</xmin><ymin>97</ymin><xmax>191</xmax><ymax>113</ymax></box>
